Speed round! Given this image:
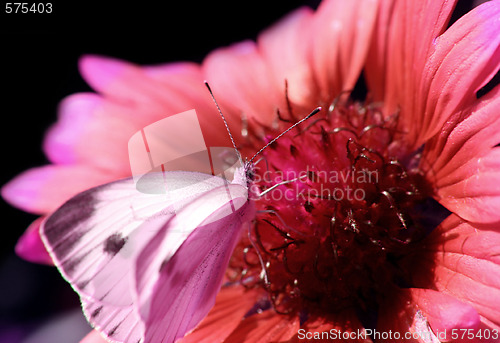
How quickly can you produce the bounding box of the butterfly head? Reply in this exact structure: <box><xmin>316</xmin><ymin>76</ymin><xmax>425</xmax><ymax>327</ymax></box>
<box><xmin>230</xmin><ymin>160</ymin><xmax>256</xmax><ymax>192</ymax></box>
<box><xmin>244</xmin><ymin>161</ymin><xmax>255</xmax><ymax>183</ymax></box>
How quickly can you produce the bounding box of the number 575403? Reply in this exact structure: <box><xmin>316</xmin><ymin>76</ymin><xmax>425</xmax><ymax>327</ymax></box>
<box><xmin>5</xmin><ymin>3</ymin><xmax>53</xmax><ymax>14</ymax></box>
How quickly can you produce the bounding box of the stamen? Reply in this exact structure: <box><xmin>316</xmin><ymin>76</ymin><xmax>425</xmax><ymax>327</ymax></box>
<box><xmin>230</xmin><ymin>97</ymin><xmax>437</xmax><ymax>317</ymax></box>
<box><xmin>247</xmin><ymin>226</ymin><xmax>270</xmax><ymax>287</ymax></box>
<box><xmin>284</xmin><ymin>79</ymin><xmax>297</xmax><ymax>122</ymax></box>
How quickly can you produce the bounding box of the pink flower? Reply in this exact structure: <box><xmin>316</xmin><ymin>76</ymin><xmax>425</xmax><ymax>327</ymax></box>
<box><xmin>3</xmin><ymin>0</ymin><xmax>500</xmax><ymax>342</ymax></box>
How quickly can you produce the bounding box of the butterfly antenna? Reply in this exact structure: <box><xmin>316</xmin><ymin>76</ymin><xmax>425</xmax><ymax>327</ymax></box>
<box><xmin>205</xmin><ymin>81</ymin><xmax>243</xmax><ymax>165</ymax></box>
<box><xmin>249</xmin><ymin>107</ymin><xmax>321</xmax><ymax>164</ymax></box>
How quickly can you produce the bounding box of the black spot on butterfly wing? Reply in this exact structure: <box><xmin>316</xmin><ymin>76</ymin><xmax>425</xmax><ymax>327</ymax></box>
<box><xmin>103</xmin><ymin>233</ymin><xmax>128</xmax><ymax>256</ymax></box>
<box><xmin>44</xmin><ymin>188</ymin><xmax>98</xmax><ymax>257</ymax></box>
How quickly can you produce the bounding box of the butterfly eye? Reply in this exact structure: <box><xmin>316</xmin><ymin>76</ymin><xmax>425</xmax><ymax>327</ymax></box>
<box><xmin>244</xmin><ymin>162</ymin><xmax>256</xmax><ymax>181</ymax></box>
<box><xmin>246</xmin><ymin>168</ymin><xmax>255</xmax><ymax>182</ymax></box>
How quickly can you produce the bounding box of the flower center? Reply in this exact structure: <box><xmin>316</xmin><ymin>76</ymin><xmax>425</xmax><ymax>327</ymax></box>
<box><xmin>229</xmin><ymin>101</ymin><xmax>437</xmax><ymax>317</ymax></box>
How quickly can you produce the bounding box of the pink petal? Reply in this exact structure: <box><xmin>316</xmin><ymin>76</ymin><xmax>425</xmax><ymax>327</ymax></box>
<box><xmin>436</xmin><ymin>147</ymin><xmax>500</xmax><ymax>223</ymax></box>
<box><xmin>366</xmin><ymin>0</ymin><xmax>457</xmax><ymax>113</ymax></box>
<box><xmin>224</xmin><ymin>310</ymin><xmax>299</xmax><ymax>343</ymax></box>
<box><xmin>415</xmin><ymin>215</ymin><xmax>500</xmax><ymax>326</ymax></box>
<box><xmin>257</xmin><ymin>7</ymin><xmax>317</xmax><ymax>111</ymax></box>
<box><xmin>411</xmin><ymin>288</ymin><xmax>480</xmax><ymax>340</ymax></box>
<box><xmin>378</xmin><ymin>287</ymin><xmax>481</xmax><ymax>343</ymax></box>
<box><xmin>79</xmin><ymin>330</ymin><xmax>107</xmax><ymax>343</ymax></box>
<box><xmin>15</xmin><ymin>217</ymin><xmax>53</xmax><ymax>264</ymax></box>
<box><xmin>1</xmin><ymin>165</ymin><xmax>115</xmax><ymax>214</ymax></box>
<box><xmin>416</xmin><ymin>0</ymin><xmax>500</xmax><ymax>145</ymax></box>
<box><xmin>79</xmin><ymin>55</ymin><xmax>131</xmax><ymax>96</ymax></box>
<box><xmin>45</xmin><ymin>67</ymin><xmax>234</xmax><ymax>173</ymax></box>
<box><xmin>80</xmin><ymin>55</ymin><xmax>201</xmax><ymax>108</ymax></box>
<box><xmin>180</xmin><ymin>286</ymin><xmax>261</xmax><ymax>343</ymax></box>
<box><xmin>45</xmin><ymin>94</ymin><xmax>221</xmax><ymax>175</ymax></box>
<box><xmin>309</xmin><ymin>0</ymin><xmax>378</xmax><ymax>104</ymax></box>
<box><xmin>202</xmin><ymin>41</ymin><xmax>281</xmax><ymax>127</ymax></box>
<box><xmin>424</xmin><ymin>83</ymin><xmax>500</xmax><ymax>185</ymax></box>
<box><xmin>142</xmin><ymin>61</ymin><xmax>202</xmax><ymax>86</ymax></box>
<box><xmin>364</xmin><ymin>0</ymin><xmax>395</xmax><ymax>101</ymax></box>
<box><xmin>141</xmin><ymin>61</ymin><xmax>237</xmax><ymax>148</ymax></box>
<box><xmin>79</xmin><ymin>55</ymin><xmax>232</xmax><ymax>149</ymax></box>
<box><xmin>432</xmin><ymin>260</ymin><xmax>500</xmax><ymax>323</ymax></box>
<box><xmin>43</xmin><ymin>93</ymin><xmax>135</xmax><ymax>171</ymax></box>
<box><xmin>377</xmin><ymin>289</ymin><xmax>430</xmax><ymax>343</ymax></box>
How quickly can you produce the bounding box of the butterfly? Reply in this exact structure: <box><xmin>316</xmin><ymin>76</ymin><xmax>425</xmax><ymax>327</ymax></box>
<box><xmin>40</xmin><ymin>86</ymin><xmax>320</xmax><ymax>343</ymax></box>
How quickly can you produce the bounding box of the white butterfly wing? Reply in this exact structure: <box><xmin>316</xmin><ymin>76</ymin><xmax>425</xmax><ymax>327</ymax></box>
<box><xmin>135</xmin><ymin>184</ymin><xmax>252</xmax><ymax>343</ymax></box>
<box><xmin>41</xmin><ymin>172</ymin><xmax>252</xmax><ymax>343</ymax></box>
<box><xmin>77</xmin><ymin>210</ymin><xmax>181</xmax><ymax>343</ymax></box>
<box><xmin>81</xmin><ymin>296</ymin><xmax>144</xmax><ymax>343</ymax></box>
<box><xmin>40</xmin><ymin>171</ymin><xmax>245</xmax><ymax>343</ymax></box>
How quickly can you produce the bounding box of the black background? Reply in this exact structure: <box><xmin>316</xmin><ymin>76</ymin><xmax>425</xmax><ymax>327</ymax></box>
<box><xmin>0</xmin><ymin>0</ymin><xmax>482</xmax><ymax>342</ymax></box>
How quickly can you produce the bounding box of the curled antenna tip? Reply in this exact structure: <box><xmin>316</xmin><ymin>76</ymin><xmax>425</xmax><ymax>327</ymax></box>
<box><xmin>307</xmin><ymin>107</ymin><xmax>322</xmax><ymax>118</ymax></box>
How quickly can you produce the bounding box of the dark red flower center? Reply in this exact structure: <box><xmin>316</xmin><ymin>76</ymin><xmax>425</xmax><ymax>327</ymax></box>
<box><xmin>229</xmin><ymin>100</ymin><xmax>438</xmax><ymax>318</ymax></box>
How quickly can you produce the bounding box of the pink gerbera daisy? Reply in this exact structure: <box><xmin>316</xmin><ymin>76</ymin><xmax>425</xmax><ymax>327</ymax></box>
<box><xmin>3</xmin><ymin>0</ymin><xmax>500</xmax><ymax>342</ymax></box>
